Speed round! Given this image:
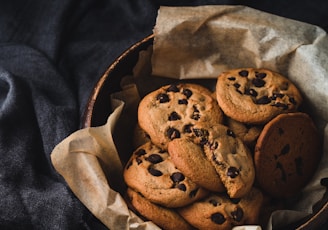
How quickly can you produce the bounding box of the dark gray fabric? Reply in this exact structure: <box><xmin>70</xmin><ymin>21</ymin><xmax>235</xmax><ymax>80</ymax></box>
<box><xmin>0</xmin><ymin>0</ymin><xmax>327</xmax><ymax>229</ymax></box>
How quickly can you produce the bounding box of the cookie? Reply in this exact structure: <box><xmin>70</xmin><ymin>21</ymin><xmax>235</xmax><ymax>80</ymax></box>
<box><xmin>177</xmin><ymin>187</ymin><xmax>264</xmax><ymax>230</ymax></box>
<box><xmin>254</xmin><ymin>112</ymin><xmax>321</xmax><ymax>198</ymax></box>
<box><xmin>168</xmin><ymin>137</ymin><xmax>225</xmax><ymax>192</ymax></box>
<box><xmin>226</xmin><ymin>117</ymin><xmax>262</xmax><ymax>148</ymax></box>
<box><xmin>138</xmin><ymin>83</ymin><xmax>224</xmax><ymax>148</ymax></box>
<box><xmin>126</xmin><ymin>188</ymin><xmax>194</xmax><ymax>230</ymax></box>
<box><xmin>123</xmin><ymin>141</ymin><xmax>208</xmax><ymax>208</ymax></box>
<box><xmin>169</xmin><ymin>123</ymin><xmax>255</xmax><ymax>198</ymax></box>
<box><xmin>216</xmin><ymin>68</ymin><xmax>303</xmax><ymax>124</ymax></box>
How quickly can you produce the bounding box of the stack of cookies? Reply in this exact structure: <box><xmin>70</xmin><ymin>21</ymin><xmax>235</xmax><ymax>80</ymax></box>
<box><xmin>123</xmin><ymin>68</ymin><xmax>321</xmax><ymax>230</ymax></box>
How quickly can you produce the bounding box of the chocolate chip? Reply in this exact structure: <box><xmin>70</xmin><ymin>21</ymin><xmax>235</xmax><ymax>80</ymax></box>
<box><xmin>278</xmin><ymin>128</ymin><xmax>284</xmax><ymax>135</ymax></box>
<box><xmin>280</xmin><ymin>144</ymin><xmax>290</xmax><ymax>155</ymax></box>
<box><xmin>233</xmin><ymin>83</ymin><xmax>241</xmax><ymax>88</ymax></box>
<box><xmin>156</xmin><ymin>93</ymin><xmax>169</xmax><ymax>103</ymax></box>
<box><xmin>276</xmin><ymin>162</ymin><xmax>287</xmax><ymax>182</ymax></box>
<box><xmin>189</xmin><ymin>188</ymin><xmax>199</xmax><ymax>197</ymax></box>
<box><xmin>136</xmin><ymin>158</ymin><xmax>142</xmax><ymax>165</ymax></box>
<box><xmin>230</xmin><ymin>198</ymin><xmax>241</xmax><ymax>204</ymax></box>
<box><xmin>166</xmin><ymin>127</ymin><xmax>180</xmax><ymax>140</ymax></box>
<box><xmin>209</xmin><ymin>199</ymin><xmax>219</xmax><ymax>206</ymax></box>
<box><xmin>135</xmin><ymin>149</ymin><xmax>146</xmax><ymax>156</ymax></box>
<box><xmin>148</xmin><ymin>167</ymin><xmax>163</xmax><ymax>177</ymax></box>
<box><xmin>183</xmin><ymin>124</ymin><xmax>193</xmax><ymax>133</ymax></box>
<box><xmin>178</xmin><ymin>99</ymin><xmax>188</xmax><ymax>105</ymax></box>
<box><xmin>255</xmin><ymin>72</ymin><xmax>267</xmax><ymax>79</ymax></box>
<box><xmin>252</xmin><ymin>78</ymin><xmax>266</xmax><ymax>87</ymax></box>
<box><xmin>211</xmin><ymin>212</ymin><xmax>226</xmax><ymax>225</ymax></box>
<box><xmin>193</xmin><ymin>128</ymin><xmax>209</xmax><ymax>138</ymax></box>
<box><xmin>228</xmin><ymin>76</ymin><xmax>236</xmax><ymax>81</ymax></box>
<box><xmin>272</xmin><ymin>102</ymin><xmax>288</xmax><ymax>110</ymax></box>
<box><xmin>289</xmin><ymin>97</ymin><xmax>297</xmax><ymax>105</ymax></box>
<box><xmin>182</xmin><ymin>88</ymin><xmax>193</xmax><ymax>98</ymax></box>
<box><xmin>226</xmin><ymin>129</ymin><xmax>236</xmax><ymax>138</ymax></box>
<box><xmin>238</xmin><ymin>70</ymin><xmax>249</xmax><ymax>77</ymax></box>
<box><xmin>244</xmin><ymin>88</ymin><xmax>258</xmax><ymax>97</ymax></box>
<box><xmin>167</xmin><ymin>84</ymin><xmax>179</xmax><ymax>92</ymax></box>
<box><xmin>191</xmin><ymin>105</ymin><xmax>201</xmax><ymax>120</ymax></box>
<box><xmin>255</xmin><ymin>96</ymin><xmax>271</xmax><ymax>104</ymax></box>
<box><xmin>231</xmin><ymin>207</ymin><xmax>244</xmax><ymax>222</ymax></box>
<box><xmin>227</xmin><ymin>167</ymin><xmax>239</xmax><ymax>178</ymax></box>
<box><xmin>177</xmin><ymin>183</ymin><xmax>186</xmax><ymax>191</ymax></box>
<box><xmin>295</xmin><ymin>157</ymin><xmax>303</xmax><ymax>176</ymax></box>
<box><xmin>168</xmin><ymin>111</ymin><xmax>181</xmax><ymax>121</ymax></box>
<box><xmin>171</xmin><ymin>172</ymin><xmax>185</xmax><ymax>182</ymax></box>
<box><xmin>146</xmin><ymin>154</ymin><xmax>163</xmax><ymax>164</ymax></box>
<box><xmin>271</xmin><ymin>93</ymin><xmax>284</xmax><ymax>100</ymax></box>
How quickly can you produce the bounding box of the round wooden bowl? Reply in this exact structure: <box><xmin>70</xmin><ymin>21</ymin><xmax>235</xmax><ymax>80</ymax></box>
<box><xmin>82</xmin><ymin>34</ymin><xmax>328</xmax><ymax>230</ymax></box>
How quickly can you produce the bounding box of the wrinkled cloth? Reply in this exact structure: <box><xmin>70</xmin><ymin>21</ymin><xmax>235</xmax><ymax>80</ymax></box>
<box><xmin>0</xmin><ymin>0</ymin><xmax>327</xmax><ymax>229</ymax></box>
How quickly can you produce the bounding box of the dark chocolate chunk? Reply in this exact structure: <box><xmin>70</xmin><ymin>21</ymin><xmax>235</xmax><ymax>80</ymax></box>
<box><xmin>289</xmin><ymin>97</ymin><xmax>297</xmax><ymax>105</ymax></box>
<box><xmin>255</xmin><ymin>96</ymin><xmax>271</xmax><ymax>104</ymax></box>
<box><xmin>171</xmin><ymin>172</ymin><xmax>185</xmax><ymax>182</ymax></box>
<box><xmin>295</xmin><ymin>157</ymin><xmax>303</xmax><ymax>176</ymax></box>
<box><xmin>178</xmin><ymin>99</ymin><xmax>188</xmax><ymax>105</ymax></box>
<box><xmin>238</xmin><ymin>70</ymin><xmax>249</xmax><ymax>77</ymax></box>
<box><xmin>276</xmin><ymin>162</ymin><xmax>287</xmax><ymax>182</ymax></box>
<box><xmin>209</xmin><ymin>199</ymin><xmax>219</xmax><ymax>206</ymax></box>
<box><xmin>167</xmin><ymin>84</ymin><xmax>179</xmax><ymax>92</ymax></box>
<box><xmin>233</xmin><ymin>83</ymin><xmax>241</xmax><ymax>88</ymax></box>
<box><xmin>272</xmin><ymin>102</ymin><xmax>288</xmax><ymax>110</ymax></box>
<box><xmin>228</xmin><ymin>76</ymin><xmax>236</xmax><ymax>81</ymax></box>
<box><xmin>135</xmin><ymin>149</ymin><xmax>146</xmax><ymax>156</ymax></box>
<box><xmin>136</xmin><ymin>158</ymin><xmax>143</xmax><ymax>165</ymax></box>
<box><xmin>166</xmin><ymin>127</ymin><xmax>180</xmax><ymax>140</ymax></box>
<box><xmin>255</xmin><ymin>72</ymin><xmax>267</xmax><ymax>79</ymax></box>
<box><xmin>271</xmin><ymin>93</ymin><xmax>284</xmax><ymax>100</ymax></box>
<box><xmin>227</xmin><ymin>167</ymin><xmax>239</xmax><ymax>178</ymax></box>
<box><xmin>189</xmin><ymin>188</ymin><xmax>199</xmax><ymax>197</ymax></box>
<box><xmin>156</xmin><ymin>93</ymin><xmax>170</xmax><ymax>103</ymax></box>
<box><xmin>227</xmin><ymin>129</ymin><xmax>236</xmax><ymax>138</ymax></box>
<box><xmin>183</xmin><ymin>124</ymin><xmax>193</xmax><ymax>133</ymax></box>
<box><xmin>191</xmin><ymin>105</ymin><xmax>201</xmax><ymax>120</ymax></box>
<box><xmin>182</xmin><ymin>88</ymin><xmax>193</xmax><ymax>98</ymax></box>
<box><xmin>146</xmin><ymin>154</ymin><xmax>163</xmax><ymax>164</ymax></box>
<box><xmin>168</xmin><ymin>111</ymin><xmax>181</xmax><ymax>121</ymax></box>
<box><xmin>252</xmin><ymin>78</ymin><xmax>266</xmax><ymax>87</ymax></box>
<box><xmin>280</xmin><ymin>144</ymin><xmax>290</xmax><ymax>156</ymax></box>
<box><xmin>211</xmin><ymin>212</ymin><xmax>226</xmax><ymax>225</ymax></box>
<box><xmin>244</xmin><ymin>88</ymin><xmax>258</xmax><ymax>97</ymax></box>
<box><xmin>230</xmin><ymin>198</ymin><xmax>241</xmax><ymax>204</ymax></box>
<box><xmin>231</xmin><ymin>207</ymin><xmax>244</xmax><ymax>222</ymax></box>
<box><xmin>177</xmin><ymin>183</ymin><xmax>186</xmax><ymax>191</ymax></box>
<box><xmin>148</xmin><ymin>167</ymin><xmax>163</xmax><ymax>177</ymax></box>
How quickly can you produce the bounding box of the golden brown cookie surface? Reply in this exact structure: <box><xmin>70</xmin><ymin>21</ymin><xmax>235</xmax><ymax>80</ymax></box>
<box><xmin>138</xmin><ymin>83</ymin><xmax>224</xmax><ymax>148</ymax></box>
<box><xmin>216</xmin><ymin>68</ymin><xmax>302</xmax><ymax>124</ymax></box>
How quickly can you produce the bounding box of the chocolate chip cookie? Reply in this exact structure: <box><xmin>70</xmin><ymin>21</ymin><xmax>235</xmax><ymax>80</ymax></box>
<box><xmin>254</xmin><ymin>112</ymin><xmax>321</xmax><ymax>198</ymax></box>
<box><xmin>216</xmin><ymin>68</ymin><xmax>303</xmax><ymax>124</ymax></box>
<box><xmin>177</xmin><ymin>187</ymin><xmax>264</xmax><ymax>230</ymax></box>
<box><xmin>138</xmin><ymin>83</ymin><xmax>224</xmax><ymax>148</ymax></box>
<box><xmin>169</xmin><ymin>123</ymin><xmax>255</xmax><ymax>198</ymax></box>
<box><xmin>123</xmin><ymin>141</ymin><xmax>208</xmax><ymax>208</ymax></box>
<box><xmin>126</xmin><ymin>188</ymin><xmax>194</xmax><ymax>230</ymax></box>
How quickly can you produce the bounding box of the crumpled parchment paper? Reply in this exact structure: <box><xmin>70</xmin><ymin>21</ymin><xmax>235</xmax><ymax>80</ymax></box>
<box><xmin>51</xmin><ymin>5</ymin><xmax>328</xmax><ymax>230</ymax></box>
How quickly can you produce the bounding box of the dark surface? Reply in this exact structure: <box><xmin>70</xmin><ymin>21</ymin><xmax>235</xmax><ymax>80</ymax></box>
<box><xmin>0</xmin><ymin>1</ymin><xmax>327</xmax><ymax>229</ymax></box>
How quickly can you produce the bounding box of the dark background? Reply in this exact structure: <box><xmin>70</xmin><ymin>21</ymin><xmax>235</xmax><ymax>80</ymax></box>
<box><xmin>0</xmin><ymin>0</ymin><xmax>327</xmax><ymax>229</ymax></box>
